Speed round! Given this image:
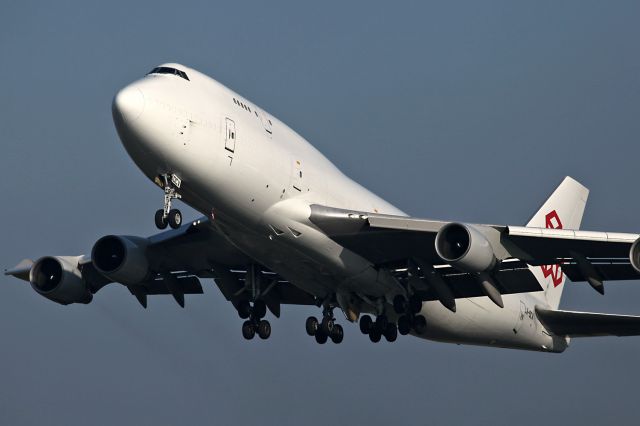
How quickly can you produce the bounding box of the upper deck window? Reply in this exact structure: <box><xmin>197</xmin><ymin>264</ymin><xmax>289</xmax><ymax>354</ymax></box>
<box><xmin>147</xmin><ymin>67</ymin><xmax>190</xmax><ymax>81</ymax></box>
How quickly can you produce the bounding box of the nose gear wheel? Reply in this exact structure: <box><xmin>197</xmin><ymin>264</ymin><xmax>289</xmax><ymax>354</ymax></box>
<box><xmin>154</xmin><ymin>174</ymin><xmax>183</xmax><ymax>230</ymax></box>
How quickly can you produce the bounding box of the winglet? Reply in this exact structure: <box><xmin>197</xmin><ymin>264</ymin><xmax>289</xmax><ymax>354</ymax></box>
<box><xmin>4</xmin><ymin>259</ymin><xmax>34</xmax><ymax>282</ymax></box>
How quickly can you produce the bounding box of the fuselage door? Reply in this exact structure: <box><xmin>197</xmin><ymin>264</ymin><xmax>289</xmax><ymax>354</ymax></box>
<box><xmin>256</xmin><ymin>108</ymin><xmax>272</xmax><ymax>137</ymax></box>
<box><xmin>225</xmin><ymin>118</ymin><xmax>236</xmax><ymax>153</ymax></box>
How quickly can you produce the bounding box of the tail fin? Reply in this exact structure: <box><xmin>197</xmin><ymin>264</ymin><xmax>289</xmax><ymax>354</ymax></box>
<box><xmin>525</xmin><ymin>176</ymin><xmax>589</xmax><ymax>309</ymax></box>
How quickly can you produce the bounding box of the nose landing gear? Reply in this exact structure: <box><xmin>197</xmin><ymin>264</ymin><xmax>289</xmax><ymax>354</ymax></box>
<box><xmin>154</xmin><ymin>174</ymin><xmax>183</xmax><ymax>230</ymax></box>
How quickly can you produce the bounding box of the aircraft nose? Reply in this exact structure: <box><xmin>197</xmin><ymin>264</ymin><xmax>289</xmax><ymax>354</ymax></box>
<box><xmin>112</xmin><ymin>86</ymin><xmax>145</xmax><ymax>123</ymax></box>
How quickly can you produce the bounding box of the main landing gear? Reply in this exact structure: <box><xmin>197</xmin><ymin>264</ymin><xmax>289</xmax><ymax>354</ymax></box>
<box><xmin>359</xmin><ymin>314</ymin><xmax>398</xmax><ymax>343</ymax></box>
<box><xmin>238</xmin><ymin>299</ymin><xmax>271</xmax><ymax>340</ymax></box>
<box><xmin>357</xmin><ymin>295</ymin><xmax>427</xmax><ymax>343</ymax></box>
<box><xmin>392</xmin><ymin>294</ymin><xmax>427</xmax><ymax>336</ymax></box>
<box><xmin>305</xmin><ymin>307</ymin><xmax>344</xmax><ymax>344</ymax></box>
<box><xmin>154</xmin><ymin>174</ymin><xmax>183</xmax><ymax>230</ymax></box>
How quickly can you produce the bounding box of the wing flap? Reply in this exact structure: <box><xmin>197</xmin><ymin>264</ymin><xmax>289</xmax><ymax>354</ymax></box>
<box><xmin>210</xmin><ymin>266</ymin><xmax>316</xmax><ymax>316</ymax></box>
<box><xmin>562</xmin><ymin>261</ymin><xmax>640</xmax><ymax>282</ymax></box>
<box><xmin>536</xmin><ymin>307</ymin><xmax>640</xmax><ymax>337</ymax></box>
<box><xmin>136</xmin><ymin>276</ymin><xmax>204</xmax><ymax>295</ymax></box>
<box><xmin>399</xmin><ymin>262</ymin><xmax>543</xmax><ymax>301</ymax></box>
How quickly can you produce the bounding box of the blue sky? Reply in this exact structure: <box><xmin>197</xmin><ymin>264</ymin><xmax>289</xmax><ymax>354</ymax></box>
<box><xmin>2</xmin><ymin>1</ymin><xmax>640</xmax><ymax>425</ymax></box>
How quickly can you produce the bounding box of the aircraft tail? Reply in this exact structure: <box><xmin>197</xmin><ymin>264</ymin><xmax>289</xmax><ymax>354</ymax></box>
<box><xmin>525</xmin><ymin>177</ymin><xmax>589</xmax><ymax>309</ymax></box>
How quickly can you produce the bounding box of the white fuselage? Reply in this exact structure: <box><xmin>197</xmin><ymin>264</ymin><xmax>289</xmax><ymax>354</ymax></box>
<box><xmin>112</xmin><ymin>63</ymin><xmax>567</xmax><ymax>352</ymax></box>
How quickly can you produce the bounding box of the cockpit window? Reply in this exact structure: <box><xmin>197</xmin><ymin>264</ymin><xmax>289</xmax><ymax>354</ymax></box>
<box><xmin>147</xmin><ymin>67</ymin><xmax>190</xmax><ymax>81</ymax></box>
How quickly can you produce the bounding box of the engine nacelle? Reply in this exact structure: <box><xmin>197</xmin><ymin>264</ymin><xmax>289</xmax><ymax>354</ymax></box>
<box><xmin>630</xmin><ymin>237</ymin><xmax>640</xmax><ymax>274</ymax></box>
<box><xmin>435</xmin><ymin>223</ymin><xmax>497</xmax><ymax>272</ymax></box>
<box><xmin>91</xmin><ymin>235</ymin><xmax>149</xmax><ymax>285</ymax></box>
<box><xmin>29</xmin><ymin>256</ymin><xmax>92</xmax><ymax>305</ymax></box>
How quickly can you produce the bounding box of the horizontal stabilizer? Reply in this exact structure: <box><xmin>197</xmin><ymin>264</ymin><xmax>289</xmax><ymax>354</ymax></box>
<box><xmin>536</xmin><ymin>307</ymin><xmax>640</xmax><ymax>337</ymax></box>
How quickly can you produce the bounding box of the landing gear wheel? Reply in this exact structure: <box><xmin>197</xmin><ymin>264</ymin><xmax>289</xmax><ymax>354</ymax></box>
<box><xmin>257</xmin><ymin>320</ymin><xmax>271</xmax><ymax>339</ymax></box>
<box><xmin>397</xmin><ymin>315</ymin><xmax>411</xmax><ymax>335</ymax></box>
<box><xmin>242</xmin><ymin>321</ymin><xmax>255</xmax><ymax>340</ymax></box>
<box><xmin>384</xmin><ymin>323</ymin><xmax>398</xmax><ymax>342</ymax></box>
<box><xmin>330</xmin><ymin>324</ymin><xmax>344</xmax><ymax>344</ymax></box>
<box><xmin>359</xmin><ymin>315</ymin><xmax>373</xmax><ymax>334</ymax></box>
<box><xmin>237</xmin><ymin>300</ymin><xmax>251</xmax><ymax>319</ymax></box>
<box><xmin>320</xmin><ymin>317</ymin><xmax>334</xmax><ymax>335</ymax></box>
<box><xmin>253</xmin><ymin>300</ymin><xmax>267</xmax><ymax>319</ymax></box>
<box><xmin>157</xmin><ymin>175</ymin><xmax>182</xmax><ymax>230</ymax></box>
<box><xmin>375</xmin><ymin>315</ymin><xmax>388</xmax><ymax>333</ymax></box>
<box><xmin>305</xmin><ymin>316</ymin><xmax>319</xmax><ymax>336</ymax></box>
<box><xmin>393</xmin><ymin>295</ymin><xmax>407</xmax><ymax>314</ymax></box>
<box><xmin>155</xmin><ymin>209</ymin><xmax>168</xmax><ymax>229</ymax></box>
<box><xmin>315</xmin><ymin>331</ymin><xmax>328</xmax><ymax>344</ymax></box>
<box><xmin>408</xmin><ymin>296</ymin><xmax>423</xmax><ymax>314</ymax></box>
<box><xmin>168</xmin><ymin>209</ymin><xmax>182</xmax><ymax>229</ymax></box>
<box><xmin>413</xmin><ymin>315</ymin><xmax>427</xmax><ymax>334</ymax></box>
<box><xmin>369</xmin><ymin>329</ymin><xmax>382</xmax><ymax>343</ymax></box>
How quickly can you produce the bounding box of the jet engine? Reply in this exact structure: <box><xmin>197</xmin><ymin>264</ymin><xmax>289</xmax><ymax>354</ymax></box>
<box><xmin>435</xmin><ymin>223</ymin><xmax>497</xmax><ymax>272</ymax></box>
<box><xmin>29</xmin><ymin>256</ymin><xmax>92</xmax><ymax>305</ymax></box>
<box><xmin>630</xmin><ymin>237</ymin><xmax>640</xmax><ymax>274</ymax></box>
<box><xmin>91</xmin><ymin>235</ymin><xmax>149</xmax><ymax>285</ymax></box>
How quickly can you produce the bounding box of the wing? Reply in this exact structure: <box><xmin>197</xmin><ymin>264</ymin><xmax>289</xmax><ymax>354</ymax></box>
<box><xmin>309</xmin><ymin>204</ymin><xmax>640</xmax><ymax>292</ymax></box>
<box><xmin>536</xmin><ymin>307</ymin><xmax>640</xmax><ymax>337</ymax></box>
<box><xmin>309</xmin><ymin>204</ymin><xmax>448</xmax><ymax>265</ymax></box>
<box><xmin>391</xmin><ymin>260</ymin><xmax>543</xmax><ymax>301</ymax></box>
<box><xmin>209</xmin><ymin>267</ymin><xmax>316</xmax><ymax>317</ymax></box>
<box><xmin>5</xmin><ymin>217</ymin><xmax>316</xmax><ymax>312</ymax></box>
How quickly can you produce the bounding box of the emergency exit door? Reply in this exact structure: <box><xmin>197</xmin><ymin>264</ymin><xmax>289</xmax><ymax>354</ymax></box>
<box><xmin>225</xmin><ymin>118</ymin><xmax>236</xmax><ymax>152</ymax></box>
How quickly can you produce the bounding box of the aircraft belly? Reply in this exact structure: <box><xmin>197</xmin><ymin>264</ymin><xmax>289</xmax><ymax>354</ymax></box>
<box><xmin>417</xmin><ymin>295</ymin><xmax>565</xmax><ymax>352</ymax></box>
<box><xmin>204</xmin><ymin>198</ymin><xmax>396</xmax><ymax>301</ymax></box>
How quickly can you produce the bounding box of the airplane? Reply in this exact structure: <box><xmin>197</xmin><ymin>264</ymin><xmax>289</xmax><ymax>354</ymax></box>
<box><xmin>7</xmin><ymin>63</ymin><xmax>640</xmax><ymax>352</ymax></box>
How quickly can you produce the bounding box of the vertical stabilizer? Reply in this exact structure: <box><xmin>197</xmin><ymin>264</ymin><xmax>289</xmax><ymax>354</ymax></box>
<box><xmin>525</xmin><ymin>177</ymin><xmax>589</xmax><ymax>309</ymax></box>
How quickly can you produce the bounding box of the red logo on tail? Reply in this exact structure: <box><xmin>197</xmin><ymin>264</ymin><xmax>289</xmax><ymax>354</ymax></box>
<box><xmin>540</xmin><ymin>210</ymin><xmax>564</xmax><ymax>287</ymax></box>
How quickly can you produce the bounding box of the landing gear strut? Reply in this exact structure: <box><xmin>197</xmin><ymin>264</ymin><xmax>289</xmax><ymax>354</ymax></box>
<box><xmin>306</xmin><ymin>306</ymin><xmax>343</xmax><ymax>344</ymax></box>
<box><xmin>154</xmin><ymin>174</ymin><xmax>183</xmax><ymax>230</ymax></box>
<box><xmin>238</xmin><ymin>265</ymin><xmax>276</xmax><ymax>341</ymax></box>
